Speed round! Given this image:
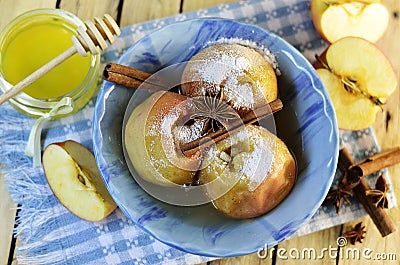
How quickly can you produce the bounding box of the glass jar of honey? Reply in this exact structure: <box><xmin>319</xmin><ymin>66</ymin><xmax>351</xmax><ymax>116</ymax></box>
<box><xmin>0</xmin><ymin>8</ymin><xmax>100</xmax><ymax>118</ymax></box>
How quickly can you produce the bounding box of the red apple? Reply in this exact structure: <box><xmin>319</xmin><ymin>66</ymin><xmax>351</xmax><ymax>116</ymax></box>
<box><xmin>42</xmin><ymin>140</ymin><xmax>117</xmax><ymax>221</ymax></box>
<box><xmin>315</xmin><ymin>37</ymin><xmax>397</xmax><ymax>130</ymax></box>
<box><xmin>311</xmin><ymin>0</ymin><xmax>389</xmax><ymax>43</ymax></box>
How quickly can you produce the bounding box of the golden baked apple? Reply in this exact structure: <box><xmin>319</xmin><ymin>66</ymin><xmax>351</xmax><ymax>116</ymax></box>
<box><xmin>181</xmin><ymin>44</ymin><xmax>278</xmax><ymax>111</ymax></box>
<box><xmin>124</xmin><ymin>91</ymin><xmax>201</xmax><ymax>186</ymax></box>
<box><xmin>198</xmin><ymin>125</ymin><xmax>296</xmax><ymax>219</ymax></box>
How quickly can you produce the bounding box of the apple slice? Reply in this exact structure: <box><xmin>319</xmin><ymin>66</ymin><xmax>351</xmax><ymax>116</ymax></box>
<box><xmin>315</xmin><ymin>37</ymin><xmax>397</xmax><ymax>130</ymax></box>
<box><xmin>311</xmin><ymin>0</ymin><xmax>389</xmax><ymax>43</ymax></box>
<box><xmin>42</xmin><ymin>140</ymin><xmax>117</xmax><ymax>221</ymax></box>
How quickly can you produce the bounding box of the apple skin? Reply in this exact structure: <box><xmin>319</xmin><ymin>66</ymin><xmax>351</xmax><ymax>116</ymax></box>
<box><xmin>124</xmin><ymin>91</ymin><xmax>200</xmax><ymax>186</ymax></box>
<box><xmin>198</xmin><ymin>125</ymin><xmax>296</xmax><ymax>219</ymax></box>
<box><xmin>42</xmin><ymin>140</ymin><xmax>117</xmax><ymax>222</ymax></box>
<box><xmin>311</xmin><ymin>0</ymin><xmax>389</xmax><ymax>43</ymax></box>
<box><xmin>314</xmin><ymin>37</ymin><xmax>397</xmax><ymax>130</ymax></box>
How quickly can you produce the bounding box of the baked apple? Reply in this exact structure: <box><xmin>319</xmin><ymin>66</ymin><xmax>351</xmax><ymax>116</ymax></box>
<box><xmin>198</xmin><ymin>125</ymin><xmax>296</xmax><ymax>219</ymax></box>
<box><xmin>181</xmin><ymin>44</ymin><xmax>278</xmax><ymax>112</ymax></box>
<box><xmin>124</xmin><ymin>91</ymin><xmax>202</xmax><ymax>186</ymax></box>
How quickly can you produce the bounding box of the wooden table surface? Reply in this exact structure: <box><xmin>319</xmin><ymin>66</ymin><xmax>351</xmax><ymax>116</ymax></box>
<box><xmin>0</xmin><ymin>0</ymin><xmax>399</xmax><ymax>264</ymax></box>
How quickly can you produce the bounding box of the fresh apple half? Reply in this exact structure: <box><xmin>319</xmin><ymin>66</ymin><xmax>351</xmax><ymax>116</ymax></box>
<box><xmin>315</xmin><ymin>37</ymin><xmax>397</xmax><ymax>130</ymax></box>
<box><xmin>311</xmin><ymin>0</ymin><xmax>389</xmax><ymax>43</ymax></box>
<box><xmin>42</xmin><ymin>140</ymin><xmax>117</xmax><ymax>222</ymax></box>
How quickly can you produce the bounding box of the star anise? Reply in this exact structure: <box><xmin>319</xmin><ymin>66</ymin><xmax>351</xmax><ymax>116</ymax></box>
<box><xmin>190</xmin><ymin>89</ymin><xmax>238</xmax><ymax>133</ymax></box>
<box><xmin>343</xmin><ymin>222</ymin><xmax>366</xmax><ymax>245</ymax></box>
<box><xmin>323</xmin><ymin>172</ymin><xmax>360</xmax><ymax>214</ymax></box>
<box><xmin>365</xmin><ymin>174</ymin><xmax>390</xmax><ymax>208</ymax></box>
<box><xmin>323</xmin><ymin>186</ymin><xmax>352</xmax><ymax>214</ymax></box>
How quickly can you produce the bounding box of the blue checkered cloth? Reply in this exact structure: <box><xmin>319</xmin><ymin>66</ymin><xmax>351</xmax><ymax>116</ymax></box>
<box><xmin>0</xmin><ymin>0</ymin><xmax>396</xmax><ymax>264</ymax></box>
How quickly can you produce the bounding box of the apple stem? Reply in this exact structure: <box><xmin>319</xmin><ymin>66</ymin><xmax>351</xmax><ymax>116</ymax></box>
<box><xmin>315</xmin><ymin>54</ymin><xmax>332</xmax><ymax>71</ymax></box>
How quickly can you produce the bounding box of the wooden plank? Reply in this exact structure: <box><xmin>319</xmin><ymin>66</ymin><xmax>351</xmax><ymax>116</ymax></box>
<box><xmin>382</xmin><ymin>166</ymin><xmax>400</xmax><ymax>263</ymax></box>
<box><xmin>119</xmin><ymin>0</ymin><xmax>181</xmax><ymax>27</ymax></box>
<box><xmin>339</xmin><ymin>219</ymin><xmax>374</xmax><ymax>265</ymax></box>
<box><xmin>339</xmin><ymin>0</ymin><xmax>400</xmax><ymax>264</ymax></box>
<box><xmin>370</xmin><ymin>0</ymin><xmax>400</xmax><ymax>263</ymax></box>
<box><xmin>0</xmin><ymin>174</ymin><xmax>17</xmax><ymax>265</ymax></box>
<box><xmin>0</xmin><ymin>2</ymin><xmax>53</xmax><ymax>263</ymax></box>
<box><xmin>182</xmin><ymin>0</ymin><xmax>239</xmax><ymax>12</ymax></box>
<box><xmin>368</xmin><ymin>0</ymin><xmax>400</xmax><ymax>264</ymax></box>
<box><xmin>59</xmin><ymin>0</ymin><xmax>119</xmax><ymax>21</ymax></box>
<box><xmin>0</xmin><ymin>0</ymin><xmax>56</xmax><ymax>31</ymax></box>
<box><xmin>0</xmin><ymin>3</ymin><xmax>57</xmax><ymax>265</ymax></box>
<box><xmin>374</xmin><ymin>0</ymin><xmax>400</xmax><ymax>133</ymax></box>
<box><xmin>1</xmin><ymin>1</ymin><xmax>398</xmax><ymax>265</ymax></box>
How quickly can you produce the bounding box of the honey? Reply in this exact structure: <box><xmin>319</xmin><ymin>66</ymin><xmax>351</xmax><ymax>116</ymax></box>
<box><xmin>1</xmin><ymin>21</ymin><xmax>91</xmax><ymax>99</ymax></box>
<box><xmin>0</xmin><ymin>9</ymin><xmax>100</xmax><ymax>118</ymax></box>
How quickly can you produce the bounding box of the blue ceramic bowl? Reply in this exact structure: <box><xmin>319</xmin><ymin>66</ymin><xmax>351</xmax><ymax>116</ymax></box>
<box><xmin>93</xmin><ymin>18</ymin><xmax>339</xmax><ymax>257</ymax></box>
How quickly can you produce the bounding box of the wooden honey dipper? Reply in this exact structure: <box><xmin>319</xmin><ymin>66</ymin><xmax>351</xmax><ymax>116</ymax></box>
<box><xmin>0</xmin><ymin>14</ymin><xmax>121</xmax><ymax>106</ymax></box>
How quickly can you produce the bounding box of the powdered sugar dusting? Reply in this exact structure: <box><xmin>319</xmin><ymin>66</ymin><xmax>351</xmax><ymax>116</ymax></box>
<box><xmin>203</xmin><ymin>126</ymin><xmax>275</xmax><ymax>191</ymax></box>
<box><xmin>146</xmin><ymin>102</ymin><xmax>186</xmax><ymax>168</ymax></box>
<box><xmin>208</xmin><ymin>37</ymin><xmax>280</xmax><ymax>75</ymax></box>
<box><xmin>185</xmin><ymin>46</ymin><xmax>264</xmax><ymax>109</ymax></box>
<box><xmin>183</xmin><ymin>40</ymin><xmax>279</xmax><ymax>110</ymax></box>
<box><xmin>173</xmin><ymin>119</ymin><xmax>205</xmax><ymax>144</ymax></box>
<box><xmin>233</xmin><ymin>127</ymin><xmax>275</xmax><ymax>191</ymax></box>
<box><xmin>188</xmin><ymin>49</ymin><xmax>256</xmax><ymax>109</ymax></box>
<box><xmin>190</xmin><ymin>50</ymin><xmax>250</xmax><ymax>84</ymax></box>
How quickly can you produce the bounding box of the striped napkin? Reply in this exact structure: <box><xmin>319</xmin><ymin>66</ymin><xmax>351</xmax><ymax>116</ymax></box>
<box><xmin>0</xmin><ymin>0</ymin><xmax>396</xmax><ymax>264</ymax></box>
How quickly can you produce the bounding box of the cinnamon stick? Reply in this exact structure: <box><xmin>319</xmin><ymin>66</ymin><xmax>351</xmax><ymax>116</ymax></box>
<box><xmin>351</xmin><ymin>147</ymin><xmax>400</xmax><ymax>177</ymax></box>
<box><xmin>182</xmin><ymin>98</ymin><xmax>283</xmax><ymax>156</ymax></box>
<box><xmin>339</xmin><ymin>148</ymin><xmax>396</xmax><ymax>237</ymax></box>
<box><xmin>103</xmin><ymin>63</ymin><xmax>150</xmax><ymax>88</ymax></box>
<box><xmin>102</xmin><ymin>62</ymin><xmax>173</xmax><ymax>90</ymax></box>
